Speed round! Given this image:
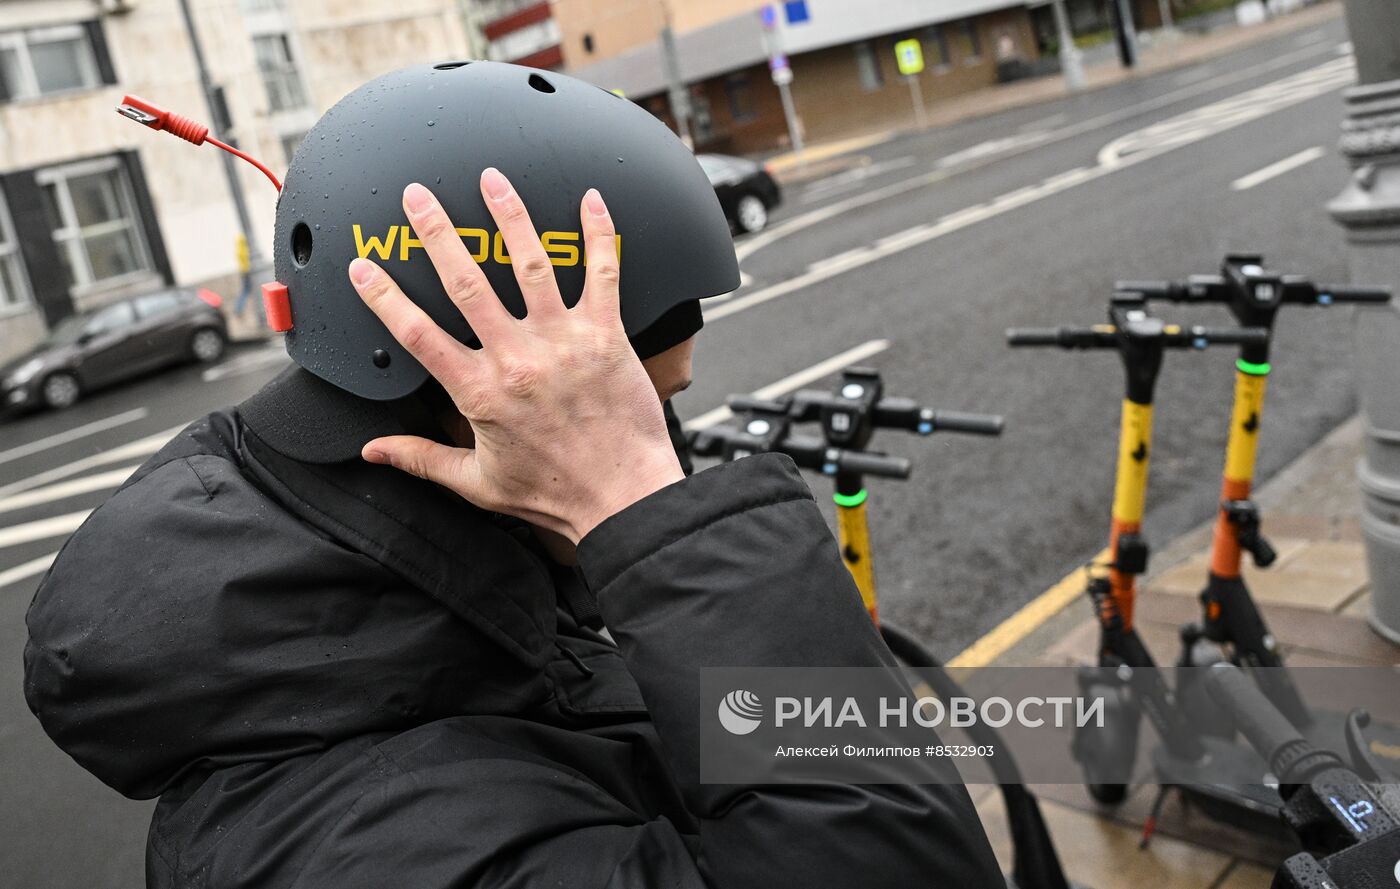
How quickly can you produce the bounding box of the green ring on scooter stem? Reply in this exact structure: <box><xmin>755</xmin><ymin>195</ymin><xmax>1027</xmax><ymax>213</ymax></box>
<box><xmin>833</xmin><ymin>489</ymin><xmax>868</xmax><ymax>508</ymax></box>
<box><xmin>1235</xmin><ymin>358</ymin><xmax>1271</xmax><ymax>376</ymax></box>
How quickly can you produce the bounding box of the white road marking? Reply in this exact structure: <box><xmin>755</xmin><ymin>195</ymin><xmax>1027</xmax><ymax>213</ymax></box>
<box><xmin>0</xmin><ymin>550</ymin><xmax>57</xmax><ymax>589</ymax></box>
<box><xmin>807</xmin><ymin>246</ymin><xmax>877</xmax><ymax>276</ymax></box>
<box><xmin>1338</xmin><ymin>41</ymin><xmax>1353</xmax><ymax>55</ymax></box>
<box><xmin>1018</xmin><ymin>112</ymin><xmax>1067</xmax><ymax>133</ymax></box>
<box><xmin>0</xmin><ymin>425</ymin><xmax>182</xmax><ymax>499</ymax></box>
<box><xmin>202</xmin><ymin>344</ymin><xmax>288</xmax><ymax>382</ymax></box>
<box><xmin>0</xmin><ymin>408</ymin><xmax>146</xmax><ymax>467</ymax></box>
<box><xmin>0</xmin><ymin>465</ymin><xmax>138</xmax><ymax>516</ymax></box>
<box><xmin>0</xmin><ymin>508</ymin><xmax>90</xmax><ymax>549</ymax></box>
<box><xmin>684</xmin><ymin>339</ymin><xmax>891</xmax><ymax>431</ymax></box>
<box><xmin>734</xmin><ymin>39</ymin><xmax>1341</xmax><ymax>266</ymax></box>
<box><xmin>1097</xmin><ymin>60</ymin><xmax>1351</xmax><ymax>168</ymax></box>
<box><xmin>709</xmin><ymin>58</ymin><xmax>1353</xmax><ymax>327</ymax></box>
<box><xmin>801</xmin><ymin>156</ymin><xmax>918</xmax><ymax>203</ymax></box>
<box><xmin>936</xmin><ymin>132</ymin><xmax>1049</xmax><ymax>169</ymax></box>
<box><xmin>1230</xmin><ymin>145</ymin><xmax>1326</xmax><ymax>190</ymax></box>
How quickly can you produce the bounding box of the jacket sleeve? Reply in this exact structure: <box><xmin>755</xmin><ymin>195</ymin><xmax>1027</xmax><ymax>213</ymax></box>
<box><xmin>577</xmin><ymin>453</ymin><xmax>1005</xmax><ymax>889</ymax></box>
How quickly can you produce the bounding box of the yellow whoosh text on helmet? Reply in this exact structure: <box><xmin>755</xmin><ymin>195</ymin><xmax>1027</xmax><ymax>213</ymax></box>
<box><xmin>353</xmin><ymin>224</ymin><xmax>620</xmax><ymax>267</ymax></box>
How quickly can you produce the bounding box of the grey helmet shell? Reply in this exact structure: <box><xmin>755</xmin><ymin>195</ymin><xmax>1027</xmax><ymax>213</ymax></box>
<box><xmin>273</xmin><ymin>61</ymin><xmax>739</xmax><ymax>401</ymax></box>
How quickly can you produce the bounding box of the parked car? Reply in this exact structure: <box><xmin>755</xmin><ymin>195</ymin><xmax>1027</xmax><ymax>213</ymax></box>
<box><xmin>1</xmin><ymin>288</ymin><xmax>227</xmax><ymax>413</ymax></box>
<box><xmin>699</xmin><ymin>153</ymin><xmax>782</xmax><ymax>234</ymax></box>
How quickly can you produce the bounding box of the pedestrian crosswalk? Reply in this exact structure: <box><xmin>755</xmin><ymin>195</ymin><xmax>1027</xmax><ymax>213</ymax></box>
<box><xmin>0</xmin><ymin>424</ymin><xmax>178</xmax><ymax>591</ymax></box>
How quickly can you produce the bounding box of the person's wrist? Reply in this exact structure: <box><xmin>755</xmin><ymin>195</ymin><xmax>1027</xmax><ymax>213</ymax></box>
<box><xmin>567</xmin><ymin>450</ymin><xmax>685</xmax><ymax>544</ymax></box>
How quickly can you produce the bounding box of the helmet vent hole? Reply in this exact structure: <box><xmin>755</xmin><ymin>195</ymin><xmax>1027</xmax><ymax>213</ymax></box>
<box><xmin>291</xmin><ymin>222</ymin><xmax>313</xmax><ymax>268</ymax></box>
<box><xmin>433</xmin><ymin>60</ymin><xmax>471</xmax><ymax>70</ymax></box>
<box><xmin>528</xmin><ymin>73</ymin><xmax>556</xmax><ymax>94</ymax></box>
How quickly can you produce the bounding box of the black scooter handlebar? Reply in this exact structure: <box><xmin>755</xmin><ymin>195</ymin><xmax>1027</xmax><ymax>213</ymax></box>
<box><xmin>1005</xmin><ymin>325</ymin><xmax>1268</xmax><ymax>349</ymax></box>
<box><xmin>725</xmin><ymin>394</ymin><xmax>1004</xmax><ymax>437</ymax></box>
<box><xmin>1204</xmin><ymin>663</ymin><xmax>1307</xmax><ymax>780</ymax></box>
<box><xmin>687</xmin><ymin>427</ymin><xmax>911</xmax><ymax>479</ymax></box>
<box><xmin>1117</xmin><ymin>277</ymin><xmax>1392</xmax><ymax>306</ymax></box>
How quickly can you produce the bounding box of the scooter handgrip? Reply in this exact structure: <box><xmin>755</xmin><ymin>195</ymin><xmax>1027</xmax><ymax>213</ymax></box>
<box><xmin>726</xmin><ymin>394</ymin><xmax>790</xmax><ymax>415</ymax></box>
<box><xmin>1115</xmin><ymin>280</ymin><xmax>1185</xmax><ymax>301</ymax></box>
<box><xmin>1005</xmin><ymin>327</ymin><xmax>1062</xmax><ymax>346</ymax></box>
<box><xmin>931</xmin><ymin>410</ymin><xmax>1005</xmax><ymax>436</ymax></box>
<box><xmin>1192</xmin><ymin>326</ymin><xmax>1271</xmax><ymax>346</ymax></box>
<box><xmin>1317</xmin><ymin>285</ymin><xmax>1392</xmax><ymax>304</ymax></box>
<box><xmin>834</xmin><ymin>450</ymin><xmax>912</xmax><ymax>479</ymax></box>
<box><xmin>1204</xmin><ymin>663</ymin><xmax>1306</xmax><ymax>770</ymax></box>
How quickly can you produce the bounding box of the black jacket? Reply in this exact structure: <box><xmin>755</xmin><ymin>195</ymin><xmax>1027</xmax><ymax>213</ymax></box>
<box><xmin>24</xmin><ymin>369</ymin><xmax>1002</xmax><ymax>888</ymax></box>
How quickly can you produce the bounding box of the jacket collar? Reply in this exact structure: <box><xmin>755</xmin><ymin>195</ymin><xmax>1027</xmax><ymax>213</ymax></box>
<box><xmin>237</xmin><ymin>370</ymin><xmax>557</xmax><ymax>669</ymax></box>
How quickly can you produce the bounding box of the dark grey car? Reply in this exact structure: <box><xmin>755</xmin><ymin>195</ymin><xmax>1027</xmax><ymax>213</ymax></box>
<box><xmin>1</xmin><ymin>288</ymin><xmax>227</xmax><ymax>413</ymax></box>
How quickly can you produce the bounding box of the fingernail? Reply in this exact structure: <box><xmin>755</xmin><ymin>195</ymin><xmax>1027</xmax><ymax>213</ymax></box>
<box><xmin>362</xmin><ymin>445</ymin><xmax>386</xmax><ymax>464</ymax></box>
<box><xmin>481</xmin><ymin>167</ymin><xmax>511</xmax><ymax>200</ymax></box>
<box><xmin>584</xmin><ymin>188</ymin><xmax>608</xmax><ymax>217</ymax></box>
<box><xmin>403</xmin><ymin>182</ymin><xmax>433</xmax><ymax>214</ymax></box>
<box><xmin>349</xmin><ymin>258</ymin><xmax>376</xmax><ymax>286</ymax></box>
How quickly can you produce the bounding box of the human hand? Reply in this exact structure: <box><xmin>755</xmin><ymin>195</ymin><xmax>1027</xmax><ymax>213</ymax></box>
<box><xmin>348</xmin><ymin>169</ymin><xmax>684</xmax><ymax>543</ymax></box>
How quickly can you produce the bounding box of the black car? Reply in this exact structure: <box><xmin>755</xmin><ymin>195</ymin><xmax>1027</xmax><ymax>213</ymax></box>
<box><xmin>1</xmin><ymin>288</ymin><xmax>227</xmax><ymax>413</ymax></box>
<box><xmin>698</xmin><ymin>153</ymin><xmax>782</xmax><ymax>234</ymax></box>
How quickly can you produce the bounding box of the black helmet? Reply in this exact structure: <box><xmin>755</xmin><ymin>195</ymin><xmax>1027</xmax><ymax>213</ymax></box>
<box><xmin>270</xmin><ymin>61</ymin><xmax>739</xmax><ymax>401</ymax></box>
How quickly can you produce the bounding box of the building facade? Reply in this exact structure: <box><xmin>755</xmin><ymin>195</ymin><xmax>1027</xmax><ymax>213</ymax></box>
<box><xmin>0</xmin><ymin>0</ymin><xmax>469</xmax><ymax>364</ymax></box>
<box><xmin>558</xmin><ymin>0</ymin><xmax>1048</xmax><ymax>156</ymax></box>
<box><xmin>461</xmin><ymin>0</ymin><xmax>562</xmax><ymax>68</ymax></box>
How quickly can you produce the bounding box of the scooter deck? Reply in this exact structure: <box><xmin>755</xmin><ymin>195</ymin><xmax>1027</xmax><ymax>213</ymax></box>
<box><xmin>1151</xmin><ymin>707</ymin><xmax>1400</xmax><ymax>838</ymax></box>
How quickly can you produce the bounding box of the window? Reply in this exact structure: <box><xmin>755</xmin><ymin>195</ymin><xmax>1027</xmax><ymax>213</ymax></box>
<box><xmin>84</xmin><ymin>300</ymin><xmax>135</xmax><ymax>336</ymax></box>
<box><xmin>925</xmin><ymin>25</ymin><xmax>951</xmax><ymax>69</ymax></box>
<box><xmin>38</xmin><ymin>159</ymin><xmax>153</xmax><ymax>291</ymax></box>
<box><xmin>0</xmin><ymin>24</ymin><xmax>101</xmax><ymax>100</ymax></box>
<box><xmin>281</xmin><ymin>130</ymin><xmax>307</xmax><ymax>164</ymax></box>
<box><xmin>0</xmin><ymin>191</ymin><xmax>30</xmax><ymax>313</ymax></box>
<box><xmin>853</xmin><ymin>41</ymin><xmax>884</xmax><ymax>91</ymax></box>
<box><xmin>724</xmin><ymin>74</ymin><xmax>755</xmax><ymax>122</ymax></box>
<box><xmin>582</xmin><ymin>33</ymin><xmax>595</xmax><ymax>54</ymax></box>
<box><xmin>955</xmin><ymin>21</ymin><xmax>982</xmax><ymax>63</ymax></box>
<box><xmin>253</xmin><ymin>33</ymin><xmax>309</xmax><ymax>112</ymax></box>
<box><xmin>134</xmin><ymin>291</ymin><xmax>182</xmax><ymax>319</ymax></box>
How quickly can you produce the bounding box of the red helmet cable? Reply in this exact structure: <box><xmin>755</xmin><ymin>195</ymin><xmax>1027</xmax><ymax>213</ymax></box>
<box><xmin>116</xmin><ymin>95</ymin><xmax>283</xmax><ymax>192</ymax></box>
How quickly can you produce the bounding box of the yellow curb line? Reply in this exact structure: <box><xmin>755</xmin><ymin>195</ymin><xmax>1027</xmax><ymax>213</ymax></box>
<box><xmin>946</xmin><ymin>548</ymin><xmax>1108</xmax><ymax>669</ymax></box>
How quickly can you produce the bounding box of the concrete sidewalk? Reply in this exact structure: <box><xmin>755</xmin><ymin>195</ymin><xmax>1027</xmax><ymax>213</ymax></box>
<box><xmin>969</xmin><ymin>414</ymin><xmax>1396</xmax><ymax>888</ymax></box>
<box><xmin>765</xmin><ymin>1</ymin><xmax>1345</xmax><ymax>184</ymax></box>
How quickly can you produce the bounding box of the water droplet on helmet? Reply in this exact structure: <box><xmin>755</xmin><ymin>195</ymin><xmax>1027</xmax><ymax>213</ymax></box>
<box><xmin>370</xmin><ymin>187</ymin><xmax>378</xmax><ymax>195</ymax></box>
<box><xmin>617</xmin><ymin>157</ymin><xmax>625</xmax><ymax>163</ymax></box>
<box><xmin>426</xmin><ymin>119</ymin><xmax>435</xmax><ymax>127</ymax></box>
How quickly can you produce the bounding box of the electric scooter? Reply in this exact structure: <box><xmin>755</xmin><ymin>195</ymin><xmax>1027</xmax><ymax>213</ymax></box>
<box><xmin>689</xmin><ymin>367</ymin><xmax>1072</xmax><ymax>889</ymax></box>
<box><xmin>1006</xmin><ymin>304</ymin><xmax>1272</xmax><ymax>818</ymax></box>
<box><xmin>1205</xmin><ymin>662</ymin><xmax>1400</xmax><ymax>888</ymax></box>
<box><xmin>1114</xmin><ymin>256</ymin><xmax>1391</xmax><ymax>730</ymax></box>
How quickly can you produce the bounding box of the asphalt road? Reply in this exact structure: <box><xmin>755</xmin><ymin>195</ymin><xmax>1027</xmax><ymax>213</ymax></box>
<box><xmin>0</xmin><ymin>16</ymin><xmax>1372</xmax><ymax>886</ymax></box>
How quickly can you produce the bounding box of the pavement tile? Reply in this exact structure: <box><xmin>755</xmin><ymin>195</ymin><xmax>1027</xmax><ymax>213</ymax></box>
<box><xmin>1341</xmin><ymin>587</ymin><xmax>1372</xmax><ymax>618</ymax></box>
<box><xmin>1244</xmin><ymin>567</ymin><xmax>1366</xmax><ymax>612</ymax></box>
<box><xmin>1283</xmin><ymin>541</ymin><xmax>1369</xmax><ymax>584</ymax></box>
<box><xmin>975</xmin><ymin>790</ymin><xmax>1235</xmax><ymax>889</ymax></box>
<box><xmin>1214</xmin><ymin>861</ymin><xmax>1276</xmax><ymax>889</ymax></box>
<box><xmin>1148</xmin><ymin>538</ymin><xmax>1311</xmax><ymax>598</ymax></box>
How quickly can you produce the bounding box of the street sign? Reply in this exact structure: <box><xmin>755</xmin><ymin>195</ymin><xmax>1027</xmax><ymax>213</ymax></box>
<box><xmin>783</xmin><ymin>0</ymin><xmax>810</xmax><ymax>24</ymax></box>
<box><xmin>895</xmin><ymin>39</ymin><xmax>924</xmax><ymax>77</ymax></box>
<box><xmin>771</xmin><ymin>67</ymin><xmax>793</xmax><ymax>86</ymax></box>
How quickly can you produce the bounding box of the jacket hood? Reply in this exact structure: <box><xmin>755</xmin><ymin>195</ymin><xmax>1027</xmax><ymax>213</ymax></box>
<box><xmin>24</xmin><ymin>402</ymin><xmax>559</xmax><ymax>799</ymax></box>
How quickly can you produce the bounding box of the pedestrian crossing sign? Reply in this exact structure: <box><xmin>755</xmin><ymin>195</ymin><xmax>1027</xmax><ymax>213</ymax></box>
<box><xmin>895</xmin><ymin>39</ymin><xmax>924</xmax><ymax>76</ymax></box>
